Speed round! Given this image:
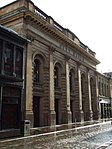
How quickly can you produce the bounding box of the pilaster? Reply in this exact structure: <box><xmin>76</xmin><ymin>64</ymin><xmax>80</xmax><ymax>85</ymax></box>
<box><xmin>49</xmin><ymin>47</ymin><xmax>56</xmax><ymax>126</ymax></box>
<box><xmin>95</xmin><ymin>74</ymin><xmax>100</xmax><ymax>119</ymax></box>
<box><xmin>87</xmin><ymin>70</ymin><xmax>93</xmax><ymax>121</ymax></box>
<box><xmin>77</xmin><ymin>63</ymin><xmax>84</xmax><ymax>122</ymax></box>
<box><xmin>25</xmin><ymin>43</ymin><xmax>33</xmax><ymax>127</ymax></box>
<box><xmin>65</xmin><ymin>57</ymin><xmax>72</xmax><ymax>123</ymax></box>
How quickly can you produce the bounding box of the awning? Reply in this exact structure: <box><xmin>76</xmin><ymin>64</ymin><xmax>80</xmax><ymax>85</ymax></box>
<box><xmin>99</xmin><ymin>98</ymin><xmax>110</xmax><ymax>104</ymax></box>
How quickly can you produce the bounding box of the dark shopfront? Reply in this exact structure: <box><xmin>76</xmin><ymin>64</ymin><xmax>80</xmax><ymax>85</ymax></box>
<box><xmin>0</xmin><ymin>25</ymin><xmax>27</xmax><ymax>138</ymax></box>
<box><xmin>99</xmin><ymin>98</ymin><xmax>111</xmax><ymax>119</ymax></box>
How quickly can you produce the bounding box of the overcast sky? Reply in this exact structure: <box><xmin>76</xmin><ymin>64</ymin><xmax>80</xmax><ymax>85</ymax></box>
<box><xmin>1</xmin><ymin>0</ymin><xmax>112</xmax><ymax>73</ymax></box>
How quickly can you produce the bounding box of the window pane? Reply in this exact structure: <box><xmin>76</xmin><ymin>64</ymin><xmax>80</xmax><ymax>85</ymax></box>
<box><xmin>0</xmin><ymin>39</ymin><xmax>3</xmax><ymax>72</ymax></box>
<box><xmin>34</xmin><ymin>59</ymin><xmax>40</xmax><ymax>83</ymax></box>
<box><xmin>54</xmin><ymin>67</ymin><xmax>58</xmax><ymax>88</ymax></box>
<box><xmin>4</xmin><ymin>42</ymin><xmax>13</xmax><ymax>75</ymax></box>
<box><xmin>15</xmin><ymin>47</ymin><xmax>23</xmax><ymax>78</ymax></box>
<box><xmin>69</xmin><ymin>72</ymin><xmax>72</xmax><ymax>91</ymax></box>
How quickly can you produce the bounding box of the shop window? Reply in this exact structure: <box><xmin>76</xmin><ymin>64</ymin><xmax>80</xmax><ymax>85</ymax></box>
<box><xmin>4</xmin><ymin>42</ymin><xmax>13</xmax><ymax>75</ymax></box>
<box><xmin>0</xmin><ymin>39</ymin><xmax>3</xmax><ymax>73</ymax></box>
<box><xmin>15</xmin><ymin>47</ymin><xmax>23</xmax><ymax>78</ymax></box>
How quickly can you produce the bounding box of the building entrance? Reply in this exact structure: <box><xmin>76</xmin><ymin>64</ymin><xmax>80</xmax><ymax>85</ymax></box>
<box><xmin>1</xmin><ymin>98</ymin><xmax>19</xmax><ymax>129</ymax></box>
<box><xmin>55</xmin><ymin>98</ymin><xmax>59</xmax><ymax>125</ymax></box>
<box><xmin>33</xmin><ymin>96</ymin><xmax>40</xmax><ymax>127</ymax></box>
<box><xmin>1</xmin><ymin>87</ymin><xmax>21</xmax><ymax>130</ymax></box>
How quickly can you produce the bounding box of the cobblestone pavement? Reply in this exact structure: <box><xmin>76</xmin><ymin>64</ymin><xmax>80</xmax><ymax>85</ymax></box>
<box><xmin>1</xmin><ymin>121</ymin><xmax>112</xmax><ymax>149</ymax></box>
<box><xmin>34</xmin><ymin>127</ymin><xmax>112</xmax><ymax>149</ymax></box>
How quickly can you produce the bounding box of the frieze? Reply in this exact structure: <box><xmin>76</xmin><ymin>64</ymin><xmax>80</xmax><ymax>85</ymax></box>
<box><xmin>28</xmin><ymin>25</ymin><xmax>96</xmax><ymax>69</ymax></box>
<box><xmin>61</xmin><ymin>44</ymin><xmax>84</xmax><ymax>62</ymax></box>
<box><xmin>60</xmin><ymin>43</ymin><xmax>96</xmax><ymax>69</ymax></box>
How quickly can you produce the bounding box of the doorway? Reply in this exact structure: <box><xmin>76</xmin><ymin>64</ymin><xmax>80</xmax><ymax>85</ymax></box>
<box><xmin>55</xmin><ymin>98</ymin><xmax>59</xmax><ymax>125</ymax></box>
<box><xmin>33</xmin><ymin>96</ymin><xmax>40</xmax><ymax>127</ymax></box>
<box><xmin>1</xmin><ymin>97</ymin><xmax>20</xmax><ymax>129</ymax></box>
<box><xmin>70</xmin><ymin>100</ymin><xmax>73</xmax><ymax>123</ymax></box>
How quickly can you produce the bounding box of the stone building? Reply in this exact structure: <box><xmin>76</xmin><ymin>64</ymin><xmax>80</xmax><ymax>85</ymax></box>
<box><xmin>98</xmin><ymin>72</ymin><xmax>112</xmax><ymax>119</ymax></box>
<box><xmin>0</xmin><ymin>0</ymin><xmax>112</xmax><ymax>134</ymax></box>
<box><xmin>0</xmin><ymin>25</ymin><xmax>27</xmax><ymax>138</ymax></box>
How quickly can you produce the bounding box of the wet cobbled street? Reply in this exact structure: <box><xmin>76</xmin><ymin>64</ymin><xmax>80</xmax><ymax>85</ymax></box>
<box><xmin>1</xmin><ymin>121</ymin><xmax>112</xmax><ymax>149</ymax></box>
<box><xmin>34</xmin><ymin>127</ymin><xmax>112</xmax><ymax>149</ymax></box>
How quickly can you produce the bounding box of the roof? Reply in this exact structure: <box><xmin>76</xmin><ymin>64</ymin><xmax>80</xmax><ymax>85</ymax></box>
<box><xmin>0</xmin><ymin>24</ymin><xmax>18</xmax><ymax>35</ymax></box>
<box><xmin>0</xmin><ymin>24</ymin><xmax>28</xmax><ymax>43</ymax></box>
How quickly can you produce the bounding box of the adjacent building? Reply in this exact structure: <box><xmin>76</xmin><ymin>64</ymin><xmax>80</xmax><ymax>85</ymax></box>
<box><xmin>0</xmin><ymin>25</ymin><xmax>27</xmax><ymax>138</ymax></box>
<box><xmin>0</xmin><ymin>0</ymin><xmax>112</xmax><ymax>138</ymax></box>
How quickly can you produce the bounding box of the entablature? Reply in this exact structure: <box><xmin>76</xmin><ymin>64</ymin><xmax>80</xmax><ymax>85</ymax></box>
<box><xmin>0</xmin><ymin>0</ymin><xmax>100</xmax><ymax>66</ymax></box>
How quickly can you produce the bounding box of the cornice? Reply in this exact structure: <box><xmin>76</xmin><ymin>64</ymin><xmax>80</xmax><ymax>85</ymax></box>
<box><xmin>0</xmin><ymin>11</ymin><xmax>24</xmax><ymax>24</ymax></box>
<box><xmin>0</xmin><ymin>9</ymin><xmax>100</xmax><ymax>65</ymax></box>
<box><xmin>24</xmin><ymin>11</ymin><xmax>100</xmax><ymax>65</ymax></box>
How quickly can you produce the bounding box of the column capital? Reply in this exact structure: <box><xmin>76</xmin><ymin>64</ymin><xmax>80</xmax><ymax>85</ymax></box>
<box><xmin>65</xmin><ymin>55</ymin><xmax>71</xmax><ymax>62</ymax></box>
<box><xmin>77</xmin><ymin>62</ymin><xmax>81</xmax><ymax>67</ymax></box>
<box><xmin>87</xmin><ymin>68</ymin><xmax>90</xmax><ymax>73</ymax></box>
<box><xmin>49</xmin><ymin>45</ymin><xmax>55</xmax><ymax>54</ymax></box>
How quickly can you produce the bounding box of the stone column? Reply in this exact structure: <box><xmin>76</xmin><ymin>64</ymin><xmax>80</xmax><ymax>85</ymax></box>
<box><xmin>87</xmin><ymin>71</ymin><xmax>93</xmax><ymax>121</ymax></box>
<box><xmin>25</xmin><ymin>43</ymin><xmax>33</xmax><ymax>127</ymax></box>
<box><xmin>102</xmin><ymin>103</ymin><xmax>105</xmax><ymax>118</ymax></box>
<box><xmin>78</xmin><ymin>63</ymin><xmax>84</xmax><ymax>122</ymax></box>
<box><xmin>49</xmin><ymin>47</ymin><xmax>56</xmax><ymax>126</ymax></box>
<box><xmin>105</xmin><ymin>104</ymin><xmax>107</xmax><ymax>118</ymax></box>
<box><xmin>65</xmin><ymin>58</ymin><xmax>72</xmax><ymax>123</ymax></box>
<box><xmin>109</xmin><ymin>79</ymin><xmax>112</xmax><ymax>117</ymax></box>
<box><xmin>96</xmin><ymin>74</ymin><xmax>100</xmax><ymax>119</ymax></box>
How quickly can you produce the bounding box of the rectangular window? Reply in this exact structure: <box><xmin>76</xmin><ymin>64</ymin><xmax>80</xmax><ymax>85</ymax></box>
<box><xmin>15</xmin><ymin>47</ymin><xmax>23</xmax><ymax>78</ymax></box>
<box><xmin>4</xmin><ymin>42</ymin><xmax>13</xmax><ymax>75</ymax></box>
<box><xmin>0</xmin><ymin>39</ymin><xmax>3</xmax><ymax>73</ymax></box>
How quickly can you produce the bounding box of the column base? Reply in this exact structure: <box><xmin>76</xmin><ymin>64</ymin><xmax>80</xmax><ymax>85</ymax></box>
<box><xmin>49</xmin><ymin>110</ymin><xmax>56</xmax><ymax>126</ymax></box>
<box><xmin>80</xmin><ymin>110</ymin><xmax>84</xmax><ymax>122</ymax></box>
<box><xmin>89</xmin><ymin>110</ymin><xmax>93</xmax><ymax>121</ymax></box>
<box><xmin>93</xmin><ymin>110</ymin><xmax>100</xmax><ymax>120</ymax></box>
<box><xmin>75</xmin><ymin>110</ymin><xmax>84</xmax><ymax>122</ymax></box>
<box><xmin>66</xmin><ymin>111</ymin><xmax>72</xmax><ymax>124</ymax></box>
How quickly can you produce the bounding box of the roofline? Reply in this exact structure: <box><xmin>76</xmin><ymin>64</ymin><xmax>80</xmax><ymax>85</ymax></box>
<box><xmin>0</xmin><ymin>25</ymin><xmax>27</xmax><ymax>43</ymax></box>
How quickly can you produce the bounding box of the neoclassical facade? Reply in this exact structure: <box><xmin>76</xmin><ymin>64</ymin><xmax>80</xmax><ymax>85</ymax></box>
<box><xmin>0</xmin><ymin>0</ymin><xmax>112</xmax><ymax>132</ymax></box>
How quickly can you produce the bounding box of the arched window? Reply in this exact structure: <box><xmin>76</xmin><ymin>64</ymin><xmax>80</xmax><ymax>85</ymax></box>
<box><xmin>34</xmin><ymin>59</ymin><xmax>40</xmax><ymax>83</ymax></box>
<box><xmin>69</xmin><ymin>71</ymin><xmax>72</xmax><ymax>91</ymax></box>
<box><xmin>90</xmin><ymin>78</ymin><xmax>94</xmax><ymax>97</ymax></box>
<box><xmin>15</xmin><ymin>47</ymin><xmax>23</xmax><ymax>78</ymax></box>
<box><xmin>102</xmin><ymin>83</ymin><xmax>104</xmax><ymax>95</ymax></box>
<box><xmin>4</xmin><ymin>42</ymin><xmax>13</xmax><ymax>74</ymax></box>
<box><xmin>98</xmin><ymin>82</ymin><xmax>101</xmax><ymax>95</ymax></box>
<box><xmin>69</xmin><ymin>69</ymin><xmax>75</xmax><ymax>92</ymax></box>
<box><xmin>81</xmin><ymin>74</ymin><xmax>85</xmax><ymax>95</ymax></box>
<box><xmin>104</xmin><ymin>84</ymin><xmax>106</xmax><ymax>96</ymax></box>
<box><xmin>107</xmin><ymin>85</ymin><xmax>109</xmax><ymax>96</ymax></box>
<box><xmin>54</xmin><ymin>66</ymin><xmax>59</xmax><ymax>88</ymax></box>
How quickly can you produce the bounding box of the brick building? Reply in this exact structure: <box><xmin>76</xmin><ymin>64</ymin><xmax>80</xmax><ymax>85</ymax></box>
<box><xmin>0</xmin><ymin>0</ymin><xmax>112</xmax><ymax>137</ymax></box>
<box><xmin>0</xmin><ymin>25</ymin><xmax>27</xmax><ymax>138</ymax></box>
